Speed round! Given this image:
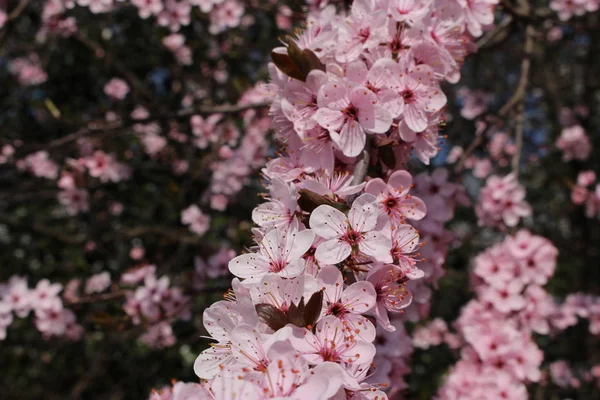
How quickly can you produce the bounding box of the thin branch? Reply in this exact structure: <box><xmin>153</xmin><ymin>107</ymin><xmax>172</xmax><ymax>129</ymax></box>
<box><xmin>22</xmin><ymin>101</ymin><xmax>270</xmax><ymax>154</ymax></box>
<box><xmin>351</xmin><ymin>141</ymin><xmax>372</xmax><ymax>186</ymax></box>
<box><xmin>455</xmin><ymin>22</ymin><xmax>535</xmax><ymax>175</ymax></box>
<box><xmin>0</xmin><ymin>0</ymin><xmax>31</xmax><ymax>49</ymax></box>
<box><xmin>476</xmin><ymin>14</ymin><xmax>514</xmax><ymax>50</ymax></box>
<box><xmin>511</xmin><ymin>24</ymin><xmax>535</xmax><ymax>176</ymax></box>
<box><xmin>0</xmin><ymin>213</ymin><xmax>87</xmax><ymax>245</ymax></box>
<box><xmin>347</xmin><ymin>139</ymin><xmax>372</xmax><ymax>203</ymax></box>
<box><xmin>65</xmin><ymin>290</ymin><xmax>126</xmax><ymax>306</ymax></box>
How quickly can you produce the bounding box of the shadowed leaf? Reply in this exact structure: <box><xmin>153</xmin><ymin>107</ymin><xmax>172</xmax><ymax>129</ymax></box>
<box><xmin>304</xmin><ymin>290</ymin><xmax>324</xmax><ymax>329</ymax></box>
<box><xmin>256</xmin><ymin>303</ymin><xmax>288</xmax><ymax>331</ymax></box>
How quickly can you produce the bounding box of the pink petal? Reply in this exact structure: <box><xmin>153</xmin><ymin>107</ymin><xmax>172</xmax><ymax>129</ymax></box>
<box><xmin>404</xmin><ymin>104</ymin><xmax>428</xmax><ymax>133</ymax></box>
<box><xmin>285</xmin><ymin>229</ymin><xmax>316</xmax><ymax>261</ymax></box>
<box><xmin>348</xmin><ymin>193</ymin><xmax>379</xmax><ymax>232</ymax></box>
<box><xmin>426</xmin><ymin>88</ymin><xmax>447</xmax><ymax>112</ymax></box>
<box><xmin>314</xmin><ymin>108</ymin><xmax>345</xmax><ymax>132</ymax></box>
<box><xmin>317</xmin><ymin>82</ymin><xmax>350</xmax><ymax>110</ymax></box>
<box><xmin>315</xmin><ymin>238</ymin><xmax>352</xmax><ymax>265</ymax></box>
<box><xmin>228</xmin><ymin>253</ymin><xmax>270</xmax><ymax>281</ymax></box>
<box><xmin>388</xmin><ymin>170</ymin><xmax>413</xmax><ymax>192</ymax></box>
<box><xmin>294</xmin><ymin>363</ymin><xmax>345</xmax><ymax>400</ymax></box>
<box><xmin>364</xmin><ymin>178</ymin><xmax>387</xmax><ymax>196</ymax></box>
<box><xmin>278</xmin><ymin>259</ymin><xmax>306</xmax><ymax>279</ymax></box>
<box><xmin>359</xmin><ymin>231</ymin><xmax>392</xmax><ymax>262</ymax></box>
<box><xmin>398</xmin><ymin>120</ymin><xmax>417</xmax><ymax>142</ymax></box>
<box><xmin>341</xmin><ymin>281</ymin><xmax>377</xmax><ymax>313</ymax></box>
<box><xmin>346</xmin><ymin>60</ymin><xmax>368</xmax><ymax>84</ymax></box>
<box><xmin>337</xmin><ymin>120</ymin><xmax>366</xmax><ymax>157</ymax></box>
<box><xmin>309</xmin><ymin>205</ymin><xmax>348</xmax><ymax>239</ymax></box>
<box><xmin>317</xmin><ymin>265</ymin><xmax>344</xmax><ymax>304</ymax></box>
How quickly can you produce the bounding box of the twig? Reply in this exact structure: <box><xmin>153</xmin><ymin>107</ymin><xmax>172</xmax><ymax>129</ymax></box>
<box><xmin>0</xmin><ymin>0</ymin><xmax>31</xmax><ymax>49</ymax></box>
<box><xmin>65</xmin><ymin>290</ymin><xmax>126</xmax><ymax>306</ymax></box>
<box><xmin>21</xmin><ymin>101</ymin><xmax>270</xmax><ymax>154</ymax></box>
<box><xmin>351</xmin><ymin>142</ymin><xmax>372</xmax><ymax>186</ymax></box>
<box><xmin>0</xmin><ymin>213</ymin><xmax>86</xmax><ymax>245</ymax></box>
<box><xmin>476</xmin><ymin>14</ymin><xmax>514</xmax><ymax>50</ymax></box>
<box><xmin>455</xmin><ymin>22</ymin><xmax>535</xmax><ymax>175</ymax></box>
<box><xmin>74</xmin><ymin>32</ymin><xmax>156</xmax><ymax>103</ymax></box>
<box><xmin>511</xmin><ymin>24</ymin><xmax>535</xmax><ymax>176</ymax></box>
<box><xmin>347</xmin><ymin>139</ymin><xmax>372</xmax><ymax>203</ymax></box>
<box><xmin>455</xmin><ymin>134</ymin><xmax>485</xmax><ymax>173</ymax></box>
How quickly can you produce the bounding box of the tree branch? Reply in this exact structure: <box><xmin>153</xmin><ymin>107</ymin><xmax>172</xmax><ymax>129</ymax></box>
<box><xmin>21</xmin><ymin>101</ymin><xmax>270</xmax><ymax>154</ymax></box>
<box><xmin>511</xmin><ymin>24</ymin><xmax>535</xmax><ymax>176</ymax></box>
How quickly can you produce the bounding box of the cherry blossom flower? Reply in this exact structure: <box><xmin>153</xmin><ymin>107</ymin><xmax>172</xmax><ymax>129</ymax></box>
<box><xmin>228</xmin><ymin>225</ymin><xmax>315</xmax><ymax>284</ymax></box>
<box><xmin>309</xmin><ymin>194</ymin><xmax>392</xmax><ymax>264</ymax></box>
<box><xmin>476</xmin><ymin>173</ymin><xmax>532</xmax><ymax>228</ymax></box>
<box><xmin>365</xmin><ymin>170</ymin><xmax>427</xmax><ymax>224</ymax></box>
<box><xmin>315</xmin><ymin>82</ymin><xmax>392</xmax><ymax>157</ymax></box>
<box><xmin>84</xmin><ymin>272</ymin><xmax>111</xmax><ymax>294</ymax></box>
<box><xmin>317</xmin><ymin>266</ymin><xmax>378</xmax><ymax>340</ymax></box>
<box><xmin>104</xmin><ymin>78</ymin><xmax>130</xmax><ymax>100</ymax></box>
<box><xmin>181</xmin><ymin>205</ymin><xmax>211</xmax><ymax>236</ymax></box>
<box><xmin>556</xmin><ymin>124</ymin><xmax>592</xmax><ymax>161</ymax></box>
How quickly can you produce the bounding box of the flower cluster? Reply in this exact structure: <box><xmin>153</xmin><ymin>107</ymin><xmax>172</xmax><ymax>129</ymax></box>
<box><xmin>187</xmin><ymin>0</ymin><xmax>498</xmax><ymax>397</ymax></box>
<box><xmin>8</xmin><ymin>55</ymin><xmax>48</xmax><ymax>86</ymax></box>
<box><xmin>0</xmin><ymin>276</ymin><xmax>83</xmax><ymax>341</ymax></box>
<box><xmin>39</xmin><ymin>0</ymin><xmax>246</xmax><ymax>35</ymax></box>
<box><xmin>551</xmin><ymin>0</ymin><xmax>600</xmax><ymax>21</ymax></box>
<box><xmin>436</xmin><ymin>230</ymin><xmax>559</xmax><ymax>400</ymax></box>
<box><xmin>476</xmin><ymin>173</ymin><xmax>532</xmax><ymax>229</ymax></box>
<box><xmin>556</xmin><ymin>124</ymin><xmax>592</xmax><ymax>162</ymax></box>
<box><xmin>122</xmin><ymin>265</ymin><xmax>191</xmax><ymax>348</ymax></box>
<box><xmin>570</xmin><ymin>170</ymin><xmax>600</xmax><ymax>218</ymax></box>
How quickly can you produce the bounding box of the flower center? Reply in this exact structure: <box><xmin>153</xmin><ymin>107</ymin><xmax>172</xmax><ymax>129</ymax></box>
<box><xmin>328</xmin><ymin>302</ymin><xmax>347</xmax><ymax>316</ymax></box>
<box><xmin>343</xmin><ymin>104</ymin><xmax>359</xmax><ymax>121</ymax></box>
<box><xmin>401</xmin><ymin>90</ymin><xmax>415</xmax><ymax>104</ymax></box>
<box><xmin>358</xmin><ymin>28</ymin><xmax>370</xmax><ymax>43</ymax></box>
<box><xmin>270</xmin><ymin>260</ymin><xmax>288</xmax><ymax>273</ymax></box>
<box><xmin>343</xmin><ymin>230</ymin><xmax>362</xmax><ymax>245</ymax></box>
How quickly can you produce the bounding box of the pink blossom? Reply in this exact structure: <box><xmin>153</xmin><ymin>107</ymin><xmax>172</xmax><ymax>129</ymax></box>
<box><xmin>9</xmin><ymin>56</ymin><xmax>48</xmax><ymax>86</ymax></box>
<box><xmin>394</xmin><ymin>64</ymin><xmax>447</xmax><ymax>135</ymax></box>
<box><xmin>104</xmin><ymin>78</ymin><xmax>130</xmax><ymax>100</ymax></box>
<box><xmin>181</xmin><ymin>205</ymin><xmax>211</xmax><ymax>236</ymax></box>
<box><xmin>317</xmin><ymin>266</ymin><xmax>377</xmax><ymax>340</ymax></box>
<box><xmin>556</xmin><ymin>124</ymin><xmax>592</xmax><ymax>161</ymax></box>
<box><xmin>365</xmin><ymin>169</ymin><xmax>427</xmax><ymax>224</ymax></box>
<box><xmin>132</xmin><ymin>0</ymin><xmax>163</xmax><ymax>18</ymax></box>
<box><xmin>130</xmin><ymin>246</ymin><xmax>146</xmax><ymax>260</ymax></box>
<box><xmin>288</xmin><ymin>315</ymin><xmax>376</xmax><ymax>372</ymax></box>
<box><xmin>309</xmin><ymin>193</ymin><xmax>392</xmax><ymax>264</ymax></box>
<box><xmin>21</xmin><ymin>151</ymin><xmax>58</xmax><ymax>179</ymax></box>
<box><xmin>335</xmin><ymin>0</ymin><xmax>387</xmax><ymax>62</ymax></box>
<box><xmin>366</xmin><ymin>263</ymin><xmax>412</xmax><ymax>331</ymax></box>
<box><xmin>84</xmin><ymin>272</ymin><xmax>111</xmax><ymax>294</ymax></box>
<box><xmin>57</xmin><ymin>189</ymin><xmax>89</xmax><ymax>215</ymax></box>
<box><xmin>208</xmin><ymin>0</ymin><xmax>244</xmax><ymax>34</ymax></box>
<box><xmin>315</xmin><ymin>82</ymin><xmax>392</xmax><ymax>157</ymax></box>
<box><xmin>476</xmin><ymin>173</ymin><xmax>532</xmax><ymax>228</ymax></box>
<box><xmin>228</xmin><ymin>225</ymin><xmax>314</xmax><ymax>283</ymax></box>
<box><xmin>457</xmin><ymin>0</ymin><xmax>499</xmax><ymax>37</ymax></box>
